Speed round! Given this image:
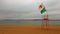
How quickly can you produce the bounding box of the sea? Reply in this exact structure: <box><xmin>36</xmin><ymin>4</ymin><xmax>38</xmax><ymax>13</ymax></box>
<box><xmin>0</xmin><ymin>19</ymin><xmax>60</xmax><ymax>25</ymax></box>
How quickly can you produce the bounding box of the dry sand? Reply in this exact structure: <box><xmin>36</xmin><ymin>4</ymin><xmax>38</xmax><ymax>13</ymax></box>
<box><xmin>0</xmin><ymin>24</ymin><xmax>60</xmax><ymax>34</ymax></box>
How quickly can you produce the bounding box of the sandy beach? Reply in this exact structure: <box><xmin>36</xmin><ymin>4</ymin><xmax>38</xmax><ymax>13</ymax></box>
<box><xmin>0</xmin><ymin>24</ymin><xmax>60</xmax><ymax>34</ymax></box>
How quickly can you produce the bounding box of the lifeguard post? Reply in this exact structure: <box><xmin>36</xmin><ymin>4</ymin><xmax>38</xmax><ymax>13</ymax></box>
<box><xmin>41</xmin><ymin>15</ymin><xmax>49</xmax><ymax>29</ymax></box>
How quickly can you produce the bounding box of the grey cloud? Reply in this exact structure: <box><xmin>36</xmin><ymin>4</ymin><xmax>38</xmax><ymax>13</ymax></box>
<box><xmin>0</xmin><ymin>0</ymin><xmax>60</xmax><ymax>19</ymax></box>
<box><xmin>45</xmin><ymin>0</ymin><xmax>59</xmax><ymax>6</ymax></box>
<box><xmin>48</xmin><ymin>14</ymin><xmax>60</xmax><ymax>19</ymax></box>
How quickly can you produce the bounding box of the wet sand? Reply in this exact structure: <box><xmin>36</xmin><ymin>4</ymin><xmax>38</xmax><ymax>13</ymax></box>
<box><xmin>0</xmin><ymin>24</ymin><xmax>60</xmax><ymax>34</ymax></box>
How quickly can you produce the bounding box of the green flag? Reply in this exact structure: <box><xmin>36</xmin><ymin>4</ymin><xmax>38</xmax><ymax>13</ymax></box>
<box><xmin>39</xmin><ymin>4</ymin><xmax>46</xmax><ymax>14</ymax></box>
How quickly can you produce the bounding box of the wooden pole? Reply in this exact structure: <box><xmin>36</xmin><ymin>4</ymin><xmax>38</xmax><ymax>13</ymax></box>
<box><xmin>42</xmin><ymin>12</ymin><xmax>49</xmax><ymax>29</ymax></box>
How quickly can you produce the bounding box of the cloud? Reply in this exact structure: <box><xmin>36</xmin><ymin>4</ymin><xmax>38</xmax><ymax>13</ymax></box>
<box><xmin>0</xmin><ymin>0</ymin><xmax>60</xmax><ymax>19</ymax></box>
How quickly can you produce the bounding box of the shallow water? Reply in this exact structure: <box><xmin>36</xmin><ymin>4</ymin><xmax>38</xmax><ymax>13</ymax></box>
<box><xmin>0</xmin><ymin>20</ymin><xmax>60</xmax><ymax>25</ymax></box>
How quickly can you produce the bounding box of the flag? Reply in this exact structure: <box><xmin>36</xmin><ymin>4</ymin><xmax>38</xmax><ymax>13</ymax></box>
<box><xmin>39</xmin><ymin>3</ymin><xmax>46</xmax><ymax>14</ymax></box>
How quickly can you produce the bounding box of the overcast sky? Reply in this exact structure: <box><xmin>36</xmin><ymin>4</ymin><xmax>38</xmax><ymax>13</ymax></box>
<box><xmin>0</xmin><ymin>0</ymin><xmax>60</xmax><ymax>19</ymax></box>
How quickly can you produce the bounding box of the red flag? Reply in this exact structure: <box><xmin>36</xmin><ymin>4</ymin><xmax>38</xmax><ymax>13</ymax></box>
<box><xmin>39</xmin><ymin>5</ymin><xmax>42</xmax><ymax>8</ymax></box>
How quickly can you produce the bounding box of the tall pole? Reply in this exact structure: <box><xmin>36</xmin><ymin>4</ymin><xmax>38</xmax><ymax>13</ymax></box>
<box><xmin>42</xmin><ymin>11</ymin><xmax>49</xmax><ymax>29</ymax></box>
<box><xmin>38</xmin><ymin>3</ymin><xmax>49</xmax><ymax>29</ymax></box>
